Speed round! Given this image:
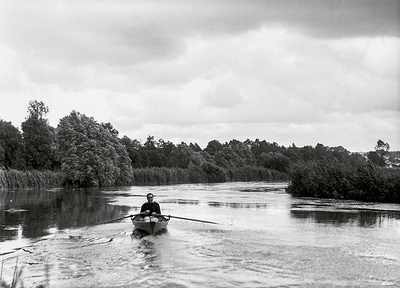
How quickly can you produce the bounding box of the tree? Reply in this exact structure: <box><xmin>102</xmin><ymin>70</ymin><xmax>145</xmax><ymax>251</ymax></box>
<box><xmin>21</xmin><ymin>101</ymin><xmax>54</xmax><ymax>170</ymax></box>
<box><xmin>0</xmin><ymin>120</ymin><xmax>26</xmax><ymax>169</ymax></box>
<box><xmin>260</xmin><ymin>152</ymin><xmax>290</xmax><ymax>172</ymax></box>
<box><xmin>366</xmin><ymin>140</ymin><xmax>390</xmax><ymax>167</ymax></box>
<box><xmin>228</xmin><ymin>140</ymin><xmax>256</xmax><ymax>166</ymax></box>
<box><xmin>189</xmin><ymin>142</ymin><xmax>202</xmax><ymax>152</ymax></box>
<box><xmin>367</xmin><ymin>151</ymin><xmax>386</xmax><ymax>167</ymax></box>
<box><xmin>27</xmin><ymin>100</ymin><xmax>49</xmax><ymax>119</ymax></box>
<box><xmin>375</xmin><ymin>139</ymin><xmax>390</xmax><ymax>156</ymax></box>
<box><xmin>168</xmin><ymin>143</ymin><xmax>206</xmax><ymax>168</ymax></box>
<box><xmin>141</xmin><ymin>135</ymin><xmax>166</xmax><ymax>167</ymax></box>
<box><xmin>168</xmin><ymin>143</ymin><xmax>192</xmax><ymax>168</ymax></box>
<box><xmin>57</xmin><ymin>111</ymin><xmax>132</xmax><ymax>187</ymax></box>
<box><xmin>120</xmin><ymin>136</ymin><xmax>144</xmax><ymax>168</ymax></box>
<box><xmin>201</xmin><ymin>162</ymin><xmax>227</xmax><ymax>183</ymax></box>
<box><xmin>144</xmin><ymin>135</ymin><xmax>157</xmax><ymax>149</ymax></box>
<box><xmin>204</xmin><ymin>140</ymin><xmax>223</xmax><ymax>155</ymax></box>
<box><xmin>159</xmin><ymin>139</ymin><xmax>176</xmax><ymax>159</ymax></box>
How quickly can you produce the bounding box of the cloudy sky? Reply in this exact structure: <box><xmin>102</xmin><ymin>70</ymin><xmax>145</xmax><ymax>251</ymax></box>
<box><xmin>0</xmin><ymin>0</ymin><xmax>398</xmax><ymax>152</ymax></box>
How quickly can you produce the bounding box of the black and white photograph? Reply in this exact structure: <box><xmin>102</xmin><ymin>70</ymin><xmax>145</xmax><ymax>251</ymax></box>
<box><xmin>0</xmin><ymin>1</ymin><xmax>399</xmax><ymax>287</ymax></box>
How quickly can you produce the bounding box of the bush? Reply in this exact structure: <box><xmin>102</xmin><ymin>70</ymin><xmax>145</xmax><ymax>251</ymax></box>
<box><xmin>287</xmin><ymin>157</ymin><xmax>400</xmax><ymax>203</ymax></box>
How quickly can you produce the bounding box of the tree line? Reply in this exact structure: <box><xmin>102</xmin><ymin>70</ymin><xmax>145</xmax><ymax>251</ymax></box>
<box><xmin>0</xmin><ymin>101</ymin><xmax>397</xmax><ymax>198</ymax></box>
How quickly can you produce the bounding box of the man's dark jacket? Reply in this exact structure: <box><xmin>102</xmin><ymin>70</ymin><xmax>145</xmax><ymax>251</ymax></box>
<box><xmin>140</xmin><ymin>202</ymin><xmax>161</xmax><ymax>215</ymax></box>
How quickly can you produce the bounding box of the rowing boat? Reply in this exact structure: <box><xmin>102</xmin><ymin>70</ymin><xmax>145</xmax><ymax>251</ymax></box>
<box><xmin>131</xmin><ymin>214</ymin><xmax>170</xmax><ymax>235</ymax></box>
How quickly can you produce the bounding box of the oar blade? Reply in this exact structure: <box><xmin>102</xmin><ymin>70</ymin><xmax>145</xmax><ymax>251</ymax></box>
<box><xmin>157</xmin><ymin>214</ymin><xmax>220</xmax><ymax>225</ymax></box>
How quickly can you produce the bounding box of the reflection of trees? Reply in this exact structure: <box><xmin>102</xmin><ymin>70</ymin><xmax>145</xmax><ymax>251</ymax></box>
<box><xmin>290</xmin><ymin>209</ymin><xmax>400</xmax><ymax>227</ymax></box>
<box><xmin>208</xmin><ymin>201</ymin><xmax>267</xmax><ymax>209</ymax></box>
<box><xmin>0</xmin><ymin>189</ymin><xmax>130</xmax><ymax>239</ymax></box>
<box><xmin>162</xmin><ymin>199</ymin><xmax>199</xmax><ymax>205</ymax></box>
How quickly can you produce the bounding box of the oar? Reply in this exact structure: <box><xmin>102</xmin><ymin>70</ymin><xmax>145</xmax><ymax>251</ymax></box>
<box><xmin>156</xmin><ymin>214</ymin><xmax>220</xmax><ymax>225</ymax></box>
<box><xmin>99</xmin><ymin>212</ymin><xmax>146</xmax><ymax>225</ymax></box>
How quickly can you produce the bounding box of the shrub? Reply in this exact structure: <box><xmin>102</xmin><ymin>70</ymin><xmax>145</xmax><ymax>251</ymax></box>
<box><xmin>287</xmin><ymin>157</ymin><xmax>400</xmax><ymax>204</ymax></box>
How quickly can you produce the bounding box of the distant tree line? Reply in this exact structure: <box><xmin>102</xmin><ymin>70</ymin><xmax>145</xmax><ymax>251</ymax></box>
<box><xmin>1</xmin><ymin>101</ymin><xmax>398</xmax><ymax>204</ymax></box>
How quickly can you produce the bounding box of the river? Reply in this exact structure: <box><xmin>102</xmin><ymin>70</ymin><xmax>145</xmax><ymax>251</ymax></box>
<box><xmin>1</xmin><ymin>182</ymin><xmax>400</xmax><ymax>287</ymax></box>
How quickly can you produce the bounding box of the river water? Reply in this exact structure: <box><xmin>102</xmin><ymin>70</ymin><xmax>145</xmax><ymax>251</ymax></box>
<box><xmin>1</xmin><ymin>182</ymin><xmax>400</xmax><ymax>287</ymax></box>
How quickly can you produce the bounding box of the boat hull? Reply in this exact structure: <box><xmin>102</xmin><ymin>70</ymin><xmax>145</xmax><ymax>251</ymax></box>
<box><xmin>131</xmin><ymin>215</ymin><xmax>169</xmax><ymax>235</ymax></box>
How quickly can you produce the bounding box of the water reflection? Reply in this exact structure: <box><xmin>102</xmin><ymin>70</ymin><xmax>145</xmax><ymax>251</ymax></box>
<box><xmin>290</xmin><ymin>208</ymin><xmax>400</xmax><ymax>227</ymax></box>
<box><xmin>131</xmin><ymin>229</ymin><xmax>168</xmax><ymax>239</ymax></box>
<box><xmin>162</xmin><ymin>199</ymin><xmax>200</xmax><ymax>205</ymax></box>
<box><xmin>238</xmin><ymin>187</ymin><xmax>285</xmax><ymax>193</ymax></box>
<box><xmin>0</xmin><ymin>189</ymin><xmax>131</xmax><ymax>240</ymax></box>
<box><xmin>208</xmin><ymin>201</ymin><xmax>267</xmax><ymax>209</ymax></box>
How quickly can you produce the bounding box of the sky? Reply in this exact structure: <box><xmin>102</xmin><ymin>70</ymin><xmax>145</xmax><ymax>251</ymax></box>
<box><xmin>0</xmin><ymin>0</ymin><xmax>398</xmax><ymax>152</ymax></box>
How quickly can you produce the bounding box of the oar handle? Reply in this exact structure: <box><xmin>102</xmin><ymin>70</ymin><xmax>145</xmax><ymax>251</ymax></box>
<box><xmin>129</xmin><ymin>212</ymin><xmax>147</xmax><ymax>218</ymax></box>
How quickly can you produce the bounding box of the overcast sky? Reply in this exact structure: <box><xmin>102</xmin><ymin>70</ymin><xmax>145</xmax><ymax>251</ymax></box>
<box><xmin>0</xmin><ymin>0</ymin><xmax>398</xmax><ymax>152</ymax></box>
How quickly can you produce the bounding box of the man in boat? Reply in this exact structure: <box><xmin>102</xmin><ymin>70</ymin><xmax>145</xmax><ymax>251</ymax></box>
<box><xmin>140</xmin><ymin>193</ymin><xmax>161</xmax><ymax>222</ymax></box>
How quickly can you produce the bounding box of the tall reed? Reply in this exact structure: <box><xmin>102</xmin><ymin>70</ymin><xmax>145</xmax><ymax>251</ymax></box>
<box><xmin>0</xmin><ymin>170</ymin><xmax>64</xmax><ymax>189</ymax></box>
<box><xmin>131</xmin><ymin>166</ymin><xmax>287</xmax><ymax>186</ymax></box>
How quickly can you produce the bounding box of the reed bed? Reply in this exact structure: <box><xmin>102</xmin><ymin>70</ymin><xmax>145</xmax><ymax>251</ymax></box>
<box><xmin>0</xmin><ymin>166</ymin><xmax>287</xmax><ymax>188</ymax></box>
<box><xmin>287</xmin><ymin>158</ymin><xmax>400</xmax><ymax>203</ymax></box>
<box><xmin>131</xmin><ymin>166</ymin><xmax>287</xmax><ymax>186</ymax></box>
<box><xmin>131</xmin><ymin>167</ymin><xmax>202</xmax><ymax>185</ymax></box>
<box><xmin>226</xmin><ymin>166</ymin><xmax>288</xmax><ymax>182</ymax></box>
<box><xmin>0</xmin><ymin>170</ymin><xmax>64</xmax><ymax>190</ymax></box>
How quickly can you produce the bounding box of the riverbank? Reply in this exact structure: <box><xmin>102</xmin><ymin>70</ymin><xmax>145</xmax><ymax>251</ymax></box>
<box><xmin>3</xmin><ymin>161</ymin><xmax>400</xmax><ymax>205</ymax></box>
<box><xmin>0</xmin><ymin>166</ymin><xmax>288</xmax><ymax>189</ymax></box>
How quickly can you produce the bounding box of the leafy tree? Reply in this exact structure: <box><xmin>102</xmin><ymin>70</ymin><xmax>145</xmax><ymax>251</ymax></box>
<box><xmin>144</xmin><ymin>135</ymin><xmax>157</xmax><ymax>149</ymax></box>
<box><xmin>120</xmin><ymin>136</ymin><xmax>144</xmax><ymax>168</ymax></box>
<box><xmin>147</xmin><ymin>150</ymin><xmax>166</xmax><ymax>167</ymax></box>
<box><xmin>189</xmin><ymin>142</ymin><xmax>202</xmax><ymax>152</ymax></box>
<box><xmin>214</xmin><ymin>148</ymin><xmax>233</xmax><ymax>168</ymax></box>
<box><xmin>260</xmin><ymin>152</ymin><xmax>290</xmax><ymax>172</ymax></box>
<box><xmin>159</xmin><ymin>139</ymin><xmax>176</xmax><ymax>159</ymax></box>
<box><xmin>228</xmin><ymin>140</ymin><xmax>256</xmax><ymax>166</ymax></box>
<box><xmin>57</xmin><ymin>111</ymin><xmax>132</xmax><ymax>187</ymax></box>
<box><xmin>168</xmin><ymin>143</ymin><xmax>192</xmax><ymax>168</ymax></box>
<box><xmin>101</xmin><ymin>122</ymin><xmax>119</xmax><ymax>137</ymax></box>
<box><xmin>329</xmin><ymin>146</ymin><xmax>350</xmax><ymax>162</ymax></box>
<box><xmin>141</xmin><ymin>136</ymin><xmax>166</xmax><ymax>167</ymax></box>
<box><xmin>375</xmin><ymin>139</ymin><xmax>390</xmax><ymax>156</ymax></box>
<box><xmin>168</xmin><ymin>143</ymin><xmax>206</xmax><ymax>168</ymax></box>
<box><xmin>367</xmin><ymin>151</ymin><xmax>386</xmax><ymax>167</ymax></box>
<box><xmin>0</xmin><ymin>144</ymin><xmax>4</xmax><ymax>167</ymax></box>
<box><xmin>0</xmin><ymin>120</ymin><xmax>26</xmax><ymax>169</ymax></box>
<box><xmin>204</xmin><ymin>140</ymin><xmax>223</xmax><ymax>155</ymax></box>
<box><xmin>27</xmin><ymin>100</ymin><xmax>49</xmax><ymax>119</ymax></box>
<box><xmin>21</xmin><ymin>101</ymin><xmax>54</xmax><ymax>170</ymax></box>
<box><xmin>366</xmin><ymin>140</ymin><xmax>390</xmax><ymax>167</ymax></box>
<box><xmin>201</xmin><ymin>162</ymin><xmax>227</xmax><ymax>182</ymax></box>
<box><xmin>248</xmin><ymin>139</ymin><xmax>287</xmax><ymax>165</ymax></box>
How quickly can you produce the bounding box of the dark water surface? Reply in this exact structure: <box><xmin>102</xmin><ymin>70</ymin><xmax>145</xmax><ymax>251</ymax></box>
<box><xmin>1</xmin><ymin>182</ymin><xmax>400</xmax><ymax>287</ymax></box>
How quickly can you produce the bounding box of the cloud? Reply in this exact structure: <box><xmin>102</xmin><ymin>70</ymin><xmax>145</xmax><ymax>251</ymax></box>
<box><xmin>0</xmin><ymin>0</ymin><xmax>398</xmax><ymax>151</ymax></box>
<box><xmin>202</xmin><ymin>84</ymin><xmax>244</xmax><ymax>109</ymax></box>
